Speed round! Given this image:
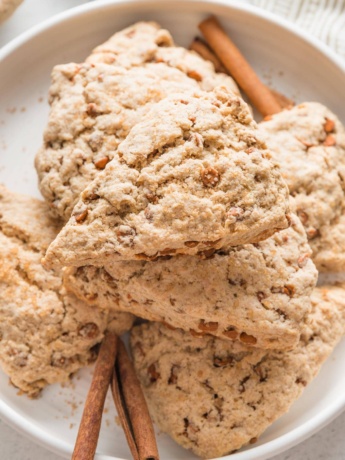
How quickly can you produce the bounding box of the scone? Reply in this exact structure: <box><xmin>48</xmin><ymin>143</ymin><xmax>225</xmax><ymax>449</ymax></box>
<box><xmin>85</xmin><ymin>21</ymin><xmax>175</xmax><ymax>67</ymax></box>
<box><xmin>43</xmin><ymin>87</ymin><xmax>290</xmax><ymax>268</ymax></box>
<box><xmin>36</xmin><ymin>22</ymin><xmax>239</xmax><ymax>223</ymax></box>
<box><xmin>64</xmin><ymin>214</ymin><xmax>317</xmax><ymax>350</ymax></box>
<box><xmin>35</xmin><ymin>62</ymin><xmax>200</xmax><ymax>221</ymax></box>
<box><xmin>86</xmin><ymin>21</ymin><xmax>240</xmax><ymax>94</ymax></box>
<box><xmin>259</xmin><ymin>102</ymin><xmax>345</xmax><ymax>271</ymax></box>
<box><xmin>130</xmin><ymin>285</ymin><xmax>345</xmax><ymax>459</ymax></box>
<box><xmin>0</xmin><ymin>185</ymin><xmax>134</xmax><ymax>397</ymax></box>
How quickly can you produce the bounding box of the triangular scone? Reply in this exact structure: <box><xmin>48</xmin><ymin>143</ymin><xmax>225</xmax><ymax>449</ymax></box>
<box><xmin>85</xmin><ymin>21</ymin><xmax>175</xmax><ymax>67</ymax></box>
<box><xmin>36</xmin><ymin>23</ymin><xmax>239</xmax><ymax>223</ymax></box>
<box><xmin>35</xmin><ymin>62</ymin><xmax>201</xmax><ymax>220</ymax></box>
<box><xmin>44</xmin><ymin>87</ymin><xmax>290</xmax><ymax>268</ymax></box>
<box><xmin>86</xmin><ymin>21</ymin><xmax>240</xmax><ymax>94</ymax></box>
<box><xmin>259</xmin><ymin>102</ymin><xmax>345</xmax><ymax>272</ymax></box>
<box><xmin>0</xmin><ymin>186</ymin><xmax>134</xmax><ymax>397</ymax></box>
<box><xmin>130</xmin><ymin>285</ymin><xmax>345</xmax><ymax>459</ymax></box>
<box><xmin>64</xmin><ymin>214</ymin><xmax>317</xmax><ymax>350</ymax></box>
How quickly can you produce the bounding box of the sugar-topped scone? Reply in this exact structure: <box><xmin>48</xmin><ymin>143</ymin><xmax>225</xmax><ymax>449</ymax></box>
<box><xmin>130</xmin><ymin>284</ymin><xmax>345</xmax><ymax>459</ymax></box>
<box><xmin>86</xmin><ymin>21</ymin><xmax>240</xmax><ymax>94</ymax></box>
<box><xmin>64</xmin><ymin>214</ymin><xmax>317</xmax><ymax>350</ymax></box>
<box><xmin>0</xmin><ymin>186</ymin><xmax>134</xmax><ymax>397</ymax></box>
<box><xmin>43</xmin><ymin>87</ymin><xmax>290</xmax><ymax>268</ymax></box>
<box><xmin>35</xmin><ymin>62</ymin><xmax>201</xmax><ymax>221</ymax></box>
<box><xmin>259</xmin><ymin>102</ymin><xmax>345</xmax><ymax>272</ymax></box>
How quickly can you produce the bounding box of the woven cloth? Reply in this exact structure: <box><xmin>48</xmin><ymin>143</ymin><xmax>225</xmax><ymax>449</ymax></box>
<box><xmin>248</xmin><ymin>0</ymin><xmax>345</xmax><ymax>59</ymax></box>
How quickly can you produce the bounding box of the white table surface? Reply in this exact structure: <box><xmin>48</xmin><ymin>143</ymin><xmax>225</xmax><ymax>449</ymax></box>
<box><xmin>0</xmin><ymin>1</ymin><xmax>344</xmax><ymax>459</ymax></box>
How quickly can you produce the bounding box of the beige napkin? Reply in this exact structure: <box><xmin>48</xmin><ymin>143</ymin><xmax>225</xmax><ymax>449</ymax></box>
<box><xmin>248</xmin><ymin>0</ymin><xmax>345</xmax><ymax>59</ymax></box>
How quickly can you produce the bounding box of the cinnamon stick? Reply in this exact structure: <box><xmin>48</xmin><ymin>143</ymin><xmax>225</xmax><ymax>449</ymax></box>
<box><xmin>190</xmin><ymin>36</ymin><xmax>293</xmax><ymax>111</ymax></box>
<box><xmin>269</xmin><ymin>88</ymin><xmax>294</xmax><ymax>110</ymax></box>
<box><xmin>112</xmin><ymin>338</ymin><xmax>159</xmax><ymax>460</ymax></box>
<box><xmin>72</xmin><ymin>331</ymin><xmax>118</xmax><ymax>460</ymax></box>
<box><xmin>190</xmin><ymin>37</ymin><xmax>226</xmax><ymax>73</ymax></box>
<box><xmin>199</xmin><ymin>16</ymin><xmax>282</xmax><ymax>117</ymax></box>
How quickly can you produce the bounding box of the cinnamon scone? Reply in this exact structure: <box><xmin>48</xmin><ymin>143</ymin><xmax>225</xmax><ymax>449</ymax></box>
<box><xmin>259</xmin><ymin>102</ymin><xmax>345</xmax><ymax>272</ymax></box>
<box><xmin>130</xmin><ymin>284</ymin><xmax>345</xmax><ymax>459</ymax></box>
<box><xmin>43</xmin><ymin>87</ymin><xmax>290</xmax><ymax>268</ymax></box>
<box><xmin>35</xmin><ymin>62</ymin><xmax>202</xmax><ymax>221</ymax></box>
<box><xmin>86</xmin><ymin>21</ymin><xmax>240</xmax><ymax>94</ymax></box>
<box><xmin>63</xmin><ymin>213</ymin><xmax>317</xmax><ymax>350</ymax></box>
<box><xmin>36</xmin><ymin>23</ymin><xmax>239</xmax><ymax>223</ymax></box>
<box><xmin>0</xmin><ymin>185</ymin><xmax>134</xmax><ymax>397</ymax></box>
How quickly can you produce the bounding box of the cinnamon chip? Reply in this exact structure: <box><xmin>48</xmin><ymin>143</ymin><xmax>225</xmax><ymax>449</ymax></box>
<box><xmin>323</xmin><ymin>135</ymin><xmax>336</xmax><ymax>146</ymax></box>
<box><xmin>94</xmin><ymin>157</ymin><xmax>110</xmax><ymax>169</ymax></box>
<box><xmin>323</xmin><ymin>118</ymin><xmax>335</xmax><ymax>133</ymax></box>
<box><xmin>187</xmin><ymin>69</ymin><xmax>203</xmax><ymax>82</ymax></box>
<box><xmin>74</xmin><ymin>209</ymin><xmax>88</xmax><ymax>223</ymax></box>
<box><xmin>198</xmin><ymin>320</ymin><xmax>218</xmax><ymax>332</ymax></box>
<box><xmin>239</xmin><ymin>332</ymin><xmax>257</xmax><ymax>344</ymax></box>
<box><xmin>222</xmin><ymin>329</ymin><xmax>238</xmax><ymax>340</ymax></box>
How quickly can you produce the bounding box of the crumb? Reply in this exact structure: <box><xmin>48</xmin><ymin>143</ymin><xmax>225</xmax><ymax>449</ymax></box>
<box><xmin>6</xmin><ymin>107</ymin><xmax>17</xmax><ymax>114</ymax></box>
<box><xmin>71</xmin><ymin>402</ymin><xmax>78</xmax><ymax>412</ymax></box>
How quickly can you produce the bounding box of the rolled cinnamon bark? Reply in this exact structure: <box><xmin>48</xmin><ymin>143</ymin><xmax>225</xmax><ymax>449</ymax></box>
<box><xmin>199</xmin><ymin>16</ymin><xmax>282</xmax><ymax>116</ymax></box>
<box><xmin>190</xmin><ymin>37</ymin><xmax>227</xmax><ymax>73</ymax></box>
<box><xmin>72</xmin><ymin>331</ymin><xmax>118</xmax><ymax>460</ymax></box>
<box><xmin>270</xmin><ymin>88</ymin><xmax>294</xmax><ymax>110</ymax></box>
<box><xmin>112</xmin><ymin>339</ymin><xmax>159</xmax><ymax>460</ymax></box>
<box><xmin>190</xmin><ymin>35</ymin><xmax>293</xmax><ymax>111</ymax></box>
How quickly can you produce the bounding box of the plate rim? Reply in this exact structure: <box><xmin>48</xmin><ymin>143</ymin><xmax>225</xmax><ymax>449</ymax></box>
<box><xmin>0</xmin><ymin>0</ymin><xmax>345</xmax><ymax>459</ymax></box>
<box><xmin>1</xmin><ymin>0</ymin><xmax>345</xmax><ymax>74</ymax></box>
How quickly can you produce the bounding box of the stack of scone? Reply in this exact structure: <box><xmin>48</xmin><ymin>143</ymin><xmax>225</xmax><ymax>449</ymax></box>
<box><xmin>1</xmin><ymin>21</ymin><xmax>345</xmax><ymax>459</ymax></box>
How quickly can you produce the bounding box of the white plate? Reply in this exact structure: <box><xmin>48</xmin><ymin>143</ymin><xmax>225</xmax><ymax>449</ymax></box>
<box><xmin>1</xmin><ymin>1</ymin><xmax>345</xmax><ymax>459</ymax></box>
